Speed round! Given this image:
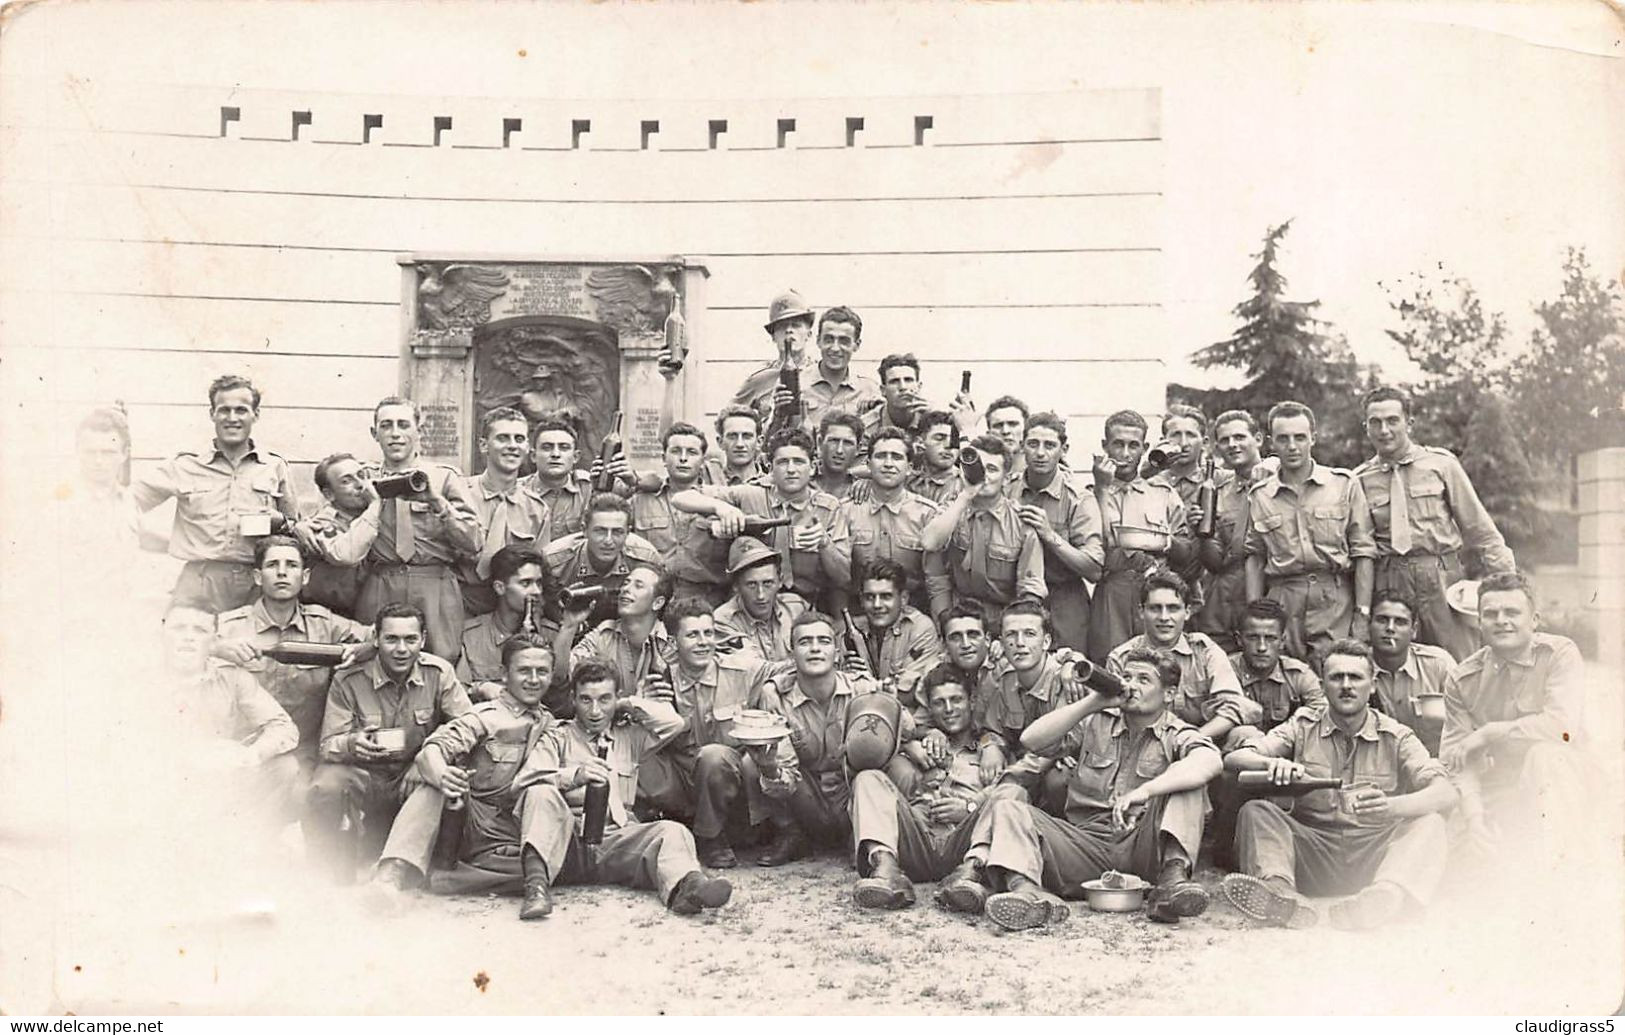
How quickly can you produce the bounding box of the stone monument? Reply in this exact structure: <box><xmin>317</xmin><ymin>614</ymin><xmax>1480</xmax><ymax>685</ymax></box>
<box><xmin>398</xmin><ymin>256</ymin><xmax>708</xmax><ymax>474</ymax></box>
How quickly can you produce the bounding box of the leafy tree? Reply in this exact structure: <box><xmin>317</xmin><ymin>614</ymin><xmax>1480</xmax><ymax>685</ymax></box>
<box><xmin>1381</xmin><ymin>273</ymin><xmax>1511</xmax><ymax>456</ymax></box>
<box><xmin>1512</xmin><ymin>248</ymin><xmax>1625</xmax><ymax>469</ymax></box>
<box><xmin>1172</xmin><ymin>220</ymin><xmax>1365</xmax><ymax>465</ymax></box>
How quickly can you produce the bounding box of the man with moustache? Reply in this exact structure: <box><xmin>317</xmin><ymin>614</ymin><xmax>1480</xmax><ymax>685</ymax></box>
<box><xmin>637</xmin><ymin>598</ymin><xmax>776</xmax><ymax>868</ymax></box>
<box><xmin>940</xmin><ymin>647</ymin><xmax>1219</xmax><ymax>929</ymax></box>
<box><xmin>1245</xmin><ymin>400</ymin><xmax>1377</xmax><ymax>666</ymax></box>
<box><xmin>132</xmin><ymin>374</ymin><xmax>302</xmax><ymax>612</ymax></box>
<box><xmin>457</xmin><ymin>546</ymin><xmax>560</xmax><ymax>702</ymax></box>
<box><xmin>670</xmin><ymin>428</ymin><xmax>853</xmax><ymax>612</ymax></box>
<box><xmin>1223</xmin><ymin>639</ymin><xmax>1456</xmax><ymax>931</ymax></box>
<box><xmin>1367</xmin><ymin>590</ymin><xmax>1454</xmax><ymax>755</ymax></box>
<box><xmin>369</xmin><ymin>633</ymin><xmax>559</xmax><ymax>904</ymax></box>
<box><xmin>1196</xmin><ymin>410</ymin><xmax>1271</xmax><ymax>652</ymax></box>
<box><xmin>906</xmin><ymin>410</ymin><xmax>967</xmax><ymax>507</ymax></box>
<box><xmin>509</xmin><ymin>661</ymin><xmax>733</xmax><ymax>919</ymax></box>
<box><xmin>353</xmin><ymin>396</ymin><xmax>484</xmax><ymax>664</ymax></box>
<box><xmin>919</xmin><ymin>435</ymin><xmax>1047</xmax><ymax>616</ymax></box>
<box><xmin>847</xmin><ymin>666</ymin><xmax>1003</xmax><ymax>910</ymax></box>
<box><xmin>1441</xmin><ymin>572</ymin><xmax>1588</xmax><ymax>855</ymax></box>
<box><xmin>521</xmin><ymin>415</ymin><xmax>597</xmax><ymax>539</ymax></box>
<box><xmin>712</xmin><ymin>537</ymin><xmax>810</xmax><ymax>665</ymax></box>
<box><xmin>846</xmin><ymin>428</ymin><xmax>951</xmax><ymax>620</ymax></box>
<box><xmin>1089</xmin><ymin>409</ymin><xmax>1193</xmax><ymax>662</ymax></box>
<box><xmin>1355</xmin><ymin>386</ymin><xmax>1516</xmax><ymax>661</ymax></box>
<box><xmin>459</xmin><ymin>407</ymin><xmax>552</xmax><ymax>616</ymax></box>
<box><xmin>631</xmin><ymin>421</ymin><xmax>732</xmax><ymax>607</ymax></box>
<box><xmin>1015</xmin><ymin>412</ymin><xmax>1105</xmax><ymax>654</ymax></box>
<box><xmin>307</xmin><ymin>602</ymin><xmax>473</xmax><ymax>882</ymax></box>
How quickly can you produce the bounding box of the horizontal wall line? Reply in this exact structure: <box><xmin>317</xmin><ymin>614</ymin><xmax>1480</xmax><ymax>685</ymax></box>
<box><xmin>15</xmin><ymin>178</ymin><xmax>1161</xmax><ymax>206</ymax></box>
<box><xmin>19</xmin><ymin>291</ymin><xmax>1159</xmax><ymax>311</ymax></box>
<box><xmin>6</xmin><ymin>342</ymin><xmax>395</xmax><ymax>360</ymax></box>
<box><xmin>19</xmin><ymin>234</ymin><xmax>1161</xmax><ymax>259</ymax></box>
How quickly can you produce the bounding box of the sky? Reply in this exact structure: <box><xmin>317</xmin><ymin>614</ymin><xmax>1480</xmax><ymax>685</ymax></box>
<box><xmin>5</xmin><ymin>0</ymin><xmax>1624</xmax><ymax>388</ymax></box>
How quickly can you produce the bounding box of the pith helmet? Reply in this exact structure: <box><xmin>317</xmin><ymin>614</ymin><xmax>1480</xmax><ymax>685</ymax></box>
<box><xmin>764</xmin><ymin>289</ymin><xmax>814</xmax><ymax>331</ymax></box>
<box><xmin>726</xmin><ymin>536</ymin><xmax>780</xmax><ymax>576</ymax></box>
<box><xmin>843</xmin><ymin>691</ymin><xmax>904</xmax><ymax>772</ymax></box>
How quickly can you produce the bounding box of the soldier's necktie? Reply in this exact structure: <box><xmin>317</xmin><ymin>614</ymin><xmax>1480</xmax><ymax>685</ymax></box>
<box><xmin>963</xmin><ymin>510</ymin><xmax>988</xmax><ymax>576</ymax></box>
<box><xmin>476</xmin><ymin>495</ymin><xmax>510</xmax><ymax>579</ymax></box>
<box><xmin>394</xmin><ymin>497</ymin><xmax>417</xmax><ymax>562</ymax></box>
<box><xmin>1389</xmin><ymin>465</ymin><xmax>1413</xmax><ymax>556</ymax></box>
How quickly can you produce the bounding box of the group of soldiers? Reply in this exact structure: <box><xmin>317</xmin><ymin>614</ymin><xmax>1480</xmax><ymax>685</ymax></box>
<box><xmin>77</xmin><ymin>288</ymin><xmax>1591</xmax><ymax>932</ymax></box>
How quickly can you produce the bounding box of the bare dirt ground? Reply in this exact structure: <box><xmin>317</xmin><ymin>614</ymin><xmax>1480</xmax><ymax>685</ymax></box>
<box><xmin>4</xmin><ymin>665</ymin><xmax>1623</xmax><ymax>1016</ymax></box>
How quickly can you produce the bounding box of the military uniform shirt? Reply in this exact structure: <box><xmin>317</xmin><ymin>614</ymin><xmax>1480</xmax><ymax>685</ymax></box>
<box><xmin>1099</xmin><ymin>478</ymin><xmax>1191</xmax><ymax>572</ymax></box>
<box><xmin>1372</xmin><ymin>643</ymin><xmax>1454</xmax><ymax>736</ymax></box>
<box><xmin>944</xmin><ymin>497</ymin><xmax>1047</xmax><ymax>606</ymax></box>
<box><xmin>1228</xmin><ymin>651</ymin><xmax>1325</xmax><ymax>731</ymax></box>
<box><xmin>847</xmin><ymin>490</ymin><xmax>952</xmax><ymax>615</ymax></box>
<box><xmin>1246</xmin><ymin>706</ymin><xmax>1448</xmax><ymax>829</ymax></box>
<box><xmin>701</xmin><ymin>484</ymin><xmax>852</xmax><ymax>597</ymax></box>
<box><xmin>216</xmin><ymin>599</ymin><xmax>370</xmax><ymax>754</ymax></box>
<box><xmin>460</xmin><ymin>473</ymin><xmax>552</xmax><ymax>582</ymax></box>
<box><xmin>1107</xmin><ymin>632</ymin><xmax>1260</xmax><ymax>729</ymax></box>
<box><xmin>631</xmin><ymin>479</ymin><xmax>730</xmax><ymax>588</ymax></box>
<box><xmin>1065</xmin><ymin>709</ymin><xmax>1218</xmax><ymax>824</ymax></box>
<box><xmin>907</xmin><ymin>467</ymin><xmax>966</xmax><ymax>507</ymax></box>
<box><xmin>1245</xmin><ymin>463</ymin><xmax>1377</xmax><ymax>576</ymax></box>
<box><xmin>713</xmin><ymin>592</ymin><xmax>810</xmax><ymax>664</ymax></box>
<box><xmin>513</xmin><ymin>702</ymin><xmax>686</xmax><ymax>830</ymax></box>
<box><xmin>1016</xmin><ymin>470</ymin><xmax>1106</xmax><ymax>588</ymax></box>
<box><xmin>520</xmin><ymin>471</ymin><xmax>593</xmax><ymax>539</ymax></box>
<box><xmin>319</xmin><ymin>654</ymin><xmax>473</xmax><ymax>774</ymax></box>
<box><xmin>131</xmin><ymin>440</ymin><xmax>301</xmax><ymax>563</ymax></box>
<box><xmin>570</xmin><ymin>619</ymin><xmax>676</xmax><ymax>697</ymax></box>
<box><xmin>456</xmin><ymin>611</ymin><xmax>562</xmax><ymax>689</ymax></box>
<box><xmin>1353</xmin><ymin>444</ymin><xmax>1515</xmax><ymax>571</ymax></box>
<box><xmin>361</xmin><ymin>462</ymin><xmax>483</xmax><ymax>566</ymax></box>
<box><xmin>168</xmin><ymin>658</ymin><xmax>299</xmax><ymax>762</ymax></box>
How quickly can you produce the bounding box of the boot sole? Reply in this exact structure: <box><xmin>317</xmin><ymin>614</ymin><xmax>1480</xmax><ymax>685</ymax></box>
<box><xmin>1221</xmin><ymin>874</ymin><xmax>1317</xmax><ymax>929</ymax></box>
<box><xmin>853</xmin><ymin>879</ymin><xmax>914</xmax><ymax>910</ymax></box>
<box><xmin>1148</xmin><ymin>883</ymin><xmax>1211</xmax><ymax>922</ymax></box>
<box><xmin>698</xmin><ymin>878</ymin><xmax>733</xmax><ymax>910</ymax></box>
<box><xmin>936</xmin><ymin>883</ymin><xmax>988</xmax><ymax>915</ymax></box>
<box><xmin>985</xmin><ymin>891</ymin><xmax>1067</xmax><ymax>931</ymax></box>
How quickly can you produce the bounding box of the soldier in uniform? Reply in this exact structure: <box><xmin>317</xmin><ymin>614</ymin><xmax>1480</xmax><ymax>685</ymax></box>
<box><xmin>706</xmin><ymin>404</ymin><xmax>769</xmax><ymax>488</ymax></box>
<box><xmin>846</xmin><ymin>428</ymin><xmax>951</xmax><ymax>620</ymax></box>
<box><xmin>214</xmin><ymin>535</ymin><xmax>373</xmax><ymax>770</ymax></box>
<box><xmin>872</xmin><ymin>352</ymin><xmax>931</xmax><ymax>436</ymax></box>
<box><xmin>638</xmin><ymin>598</ymin><xmax>776</xmax><ymax>868</ymax></box>
<box><xmin>369</xmin><ymin>633</ymin><xmax>558</xmax><ymax>903</ymax></box>
<box><xmin>456</xmin><ymin>545</ymin><xmax>559</xmax><ymax>702</ymax></box>
<box><xmin>1355</xmin><ymin>386</ymin><xmax>1516</xmax><ymax>661</ymax></box>
<box><xmin>983</xmin><ymin>396</ymin><xmax>1030</xmax><ymax>487</ymax></box>
<box><xmin>850</xmin><ymin>558</ymin><xmax>944</xmax><ymax>716</ymax></box>
<box><xmin>810</xmin><ymin>409</ymin><xmax>867</xmax><ymax>500</ymax></box>
<box><xmin>906</xmin><ymin>410</ymin><xmax>967</xmax><ymax>507</ymax></box>
<box><xmin>353</xmin><ymin>396</ymin><xmax>484</xmax><ymax>665</ymax></box>
<box><xmin>520</xmin><ymin>415</ymin><xmax>596</xmax><ymax>539</ymax></box>
<box><xmin>848</xmin><ymin>665</ymin><xmax>1003</xmax><ymax>910</ymax></box>
<box><xmin>939</xmin><ymin>647</ymin><xmax>1219</xmax><ymax>930</ymax></box>
<box><xmin>1196</xmin><ymin>410</ymin><xmax>1270</xmax><ymax>653</ymax></box>
<box><xmin>1223</xmin><ymin>639</ymin><xmax>1457</xmax><ymax>931</ymax></box>
<box><xmin>1244</xmin><ymin>400</ymin><xmax>1376</xmax><ymax>666</ymax></box>
<box><xmin>541</xmin><ymin>492</ymin><xmax>663</xmax><ymax>632</ymax></box>
<box><xmin>1104</xmin><ymin>570</ymin><xmax>1259</xmax><ymax>748</ymax></box>
<box><xmin>507</xmin><ymin>661</ymin><xmax>733</xmax><ymax>920</ymax></box>
<box><xmin>744</xmin><ymin>611</ymin><xmax>901</xmax><ymax>866</ymax></box>
<box><xmin>979</xmin><ymin>599</ymin><xmax>1086</xmax><ymax>815</ymax></box>
<box><xmin>670</xmin><ymin>428</ymin><xmax>853</xmax><ymax>613</ymax></box>
<box><xmin>919</xmin><ymin>435</ymin><xmax>1047</xmax><ymax>618</ymax></box>
<box><xmin>712</xmin><ymin>537</ymin><xmax>810</xmax><ymax>665</ymax></box>
<box><xmin>1089</xmin><ymin>409</ymin><xmax>1194</xmax><ymax>663</ymax></box>
<box><xmin>306</xmin><ymin>602</ymin><xmax>473</xmax><ymax>882</ymax></box>
<box><xmin>936</xmin><ymin>602</ymin><xmax>1005</xmax><ymax>765</ymax></box>
<box><xmin>459</xmin><ymin>407</ymin><xmax>552</xmax><ymax>616</ymax></box>
<box><xmin>1441</xmin><ymin>572</ymin><xmax>1588</xmax><ymax>856</ymax></box>
<box><xmin>796</xmin><ymin>306</ymin><xmax>885</xmax><ymax>434</ymax></box>
<box><xmin>561</xmin><ymin>560</ymin><xmax>674</xmax><ymax>713</ymax></box>
<box><xmin>631</xmin><ymin>421</ymin><xmax>733</xmax><ymax>607</ymax></box>
<box><xmin>1150</xmin><ymin>404</ymin><xmax>1215</xmax><ymax>616</ymax></box>
<box><xmin>1014</xmin><ymin>412</ymin><xmax>1105</xmax><ymax>655</ymax></box>
<box><xmin>295</xmin><ymin>452</ymin><xmax>376</xmax><ymax>617</ymax></box>
<box><xmin>729</xmin><ymin>289</ymin><xmax>818</xmax><ymax>421</ymax></box>
<box><xmin>131</xmin><ymin>374</ymin><xmax>301</xmax><ymax>612</ymax></box>
<box><xmin>1367</xmin><ymin>589</ymin><xmax>1454</xmax><ymax>755</ymax></box>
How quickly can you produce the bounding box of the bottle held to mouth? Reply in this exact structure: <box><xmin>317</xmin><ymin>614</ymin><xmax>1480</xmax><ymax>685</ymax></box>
<box><xmin>958</xmin><ymin>446</ymin><xmax>986</xmax><ymax>486</ymax></box>
<box><xmin>373</xmin><ymin>470</ymin><xmax>430</xmax><ymax>499</ymax></box>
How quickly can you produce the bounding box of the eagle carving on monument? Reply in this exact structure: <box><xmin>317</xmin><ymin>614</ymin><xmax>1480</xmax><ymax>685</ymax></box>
<box><xmin>417</xmin><ymin>263</ymin><xmax>512</xmax><ymax>331</ymax></box>
<box><xmin>585</xmin><ymin>265</ymin><xmax>667</xmax><ymax>336</ymax></box>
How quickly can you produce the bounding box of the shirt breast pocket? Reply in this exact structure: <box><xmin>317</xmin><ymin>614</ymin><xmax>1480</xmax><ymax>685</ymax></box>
<box><xmin>1076</xmin><ymin>750</ymin><xmax>1118</xmax><ymax>799</ymax></box>
<box><xmin>412</xmin><ymin>707</ymin><xmax>434</xmax><ymax>728</ymax></box>
<box><xmin>1408</xmin><ymin>476</ymin><xmax>1448</xmax><ymax>520</ymax></box>
<box><xmin>985</xmin><ymin>541</ymin><xmax>1020</xmax><ymax>584</ymax></box>
<box><xmin>1310</xmin><ymin>505</ymin><xmax>1349</xmax><ymax>545</ymax></box>
<box><xmin>1133</xmin><ymin>744</ymin><xmax>1170</xmax><ymax>780</ymax></box>
<box><xmin>851</xmin><ymin>526</ymin><xmax>876</xmax><ymax>548</ymax></box>
<box><xmin>249</xmin><ymin>469</ymin><xmax>284</xmax><ymax>506</ymax></box>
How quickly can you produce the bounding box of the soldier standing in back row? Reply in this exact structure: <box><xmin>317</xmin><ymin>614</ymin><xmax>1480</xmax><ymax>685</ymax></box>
<box><xmin>131</xmin><ymin>374</ymin><xmax>302</xmax><ymax>612</ymax></box>
<box><xmin>1245</xmin><ymin>401</ymin><xmax>1376</xmax><ymax>666</ymax></box>
<box><xmin>1354</xmin><ymin>386</ymin><xmax>1516</xmax><ymax>661</ymax></box>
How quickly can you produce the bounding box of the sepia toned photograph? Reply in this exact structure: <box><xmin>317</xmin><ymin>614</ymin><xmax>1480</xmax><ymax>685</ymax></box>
<box><xmin>0</xmin><ymin>0</ymin><xmax>1621</xmax><ymax>1018</ymax></box>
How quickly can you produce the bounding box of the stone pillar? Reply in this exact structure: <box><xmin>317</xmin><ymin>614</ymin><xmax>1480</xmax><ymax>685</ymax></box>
<box><xmin>1577</xmin><ymin>448</ymin><xmax>1625</xmax><ymax>671</ymax></box>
